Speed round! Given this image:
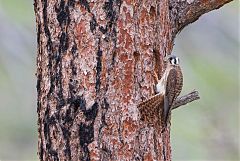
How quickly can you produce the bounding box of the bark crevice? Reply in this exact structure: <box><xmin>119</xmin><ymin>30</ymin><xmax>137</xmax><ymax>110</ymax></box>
<box><xmin>34</xmin><ymin>0</ymin><xmax>231</xmax><ymax>160</ymax></box>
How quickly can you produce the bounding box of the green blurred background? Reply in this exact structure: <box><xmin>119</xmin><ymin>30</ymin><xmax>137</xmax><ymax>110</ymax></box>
<box><xmin>0</xmin><ymin>0</ymin><xmax>239</xmax><ymax>160</ymax></box>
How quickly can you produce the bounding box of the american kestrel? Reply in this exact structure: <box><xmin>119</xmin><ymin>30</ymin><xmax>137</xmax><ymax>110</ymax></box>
<box><xmin>138</xmin><ymin>55</ymin><xmax>183</xmax><ymax>129</ymax></box>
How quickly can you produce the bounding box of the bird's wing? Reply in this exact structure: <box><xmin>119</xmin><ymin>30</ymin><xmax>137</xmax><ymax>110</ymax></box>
<box><xmin>137</xmin><ymin>93</ymin><xmax>164</xmax><ymax>125</ymax></box>
<box><xmin>163</xmin><ymin>68</ymin><xmax>178</xmax><ymax>126</ymax></box>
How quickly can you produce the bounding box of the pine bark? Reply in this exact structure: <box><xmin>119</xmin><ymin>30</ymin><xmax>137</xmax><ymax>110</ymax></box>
<box><xmin>34</xmin><ymin>0</ymin><xmax>232</xmax><ymax>160</ymax></box>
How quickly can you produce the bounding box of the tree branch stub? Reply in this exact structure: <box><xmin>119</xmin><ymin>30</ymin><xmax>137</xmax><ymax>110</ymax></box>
<box><xmin>34</xmin><ymin>0</ymin><xmax>231</xmax><ymax>160</ymax></box>
<box><xmin>172</xmin><ymin>90</ymin><xmax>200</xmax><ymax>110</ymax></box>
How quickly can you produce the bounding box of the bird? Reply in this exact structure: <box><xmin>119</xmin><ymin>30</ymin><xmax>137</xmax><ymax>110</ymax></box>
<box><xmin>156</xmin><ymin>55</ymin><xmax>183</xmax><ymax>128</ymax></box>
<box><xmin>138</xmin><ymin>55</ymin><xmax>183</xmax><ymax>130</ymax></box>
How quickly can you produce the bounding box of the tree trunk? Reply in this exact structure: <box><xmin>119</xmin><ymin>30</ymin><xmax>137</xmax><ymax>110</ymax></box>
<box><xmin>34</xmin><ymin>0</ymin><xmax>232</xmax><ymax>160</ymax></box>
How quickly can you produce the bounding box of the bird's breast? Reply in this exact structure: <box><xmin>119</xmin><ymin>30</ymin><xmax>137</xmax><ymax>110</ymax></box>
<box><xmin>155</xmin><ymin>67</ymin><xmax>171</xmax><ymax>95</ymax></box>
<box><xmin>156</xmin><ymin>83</ymin><xmax>165</xmax><ymax>95</ymax></box>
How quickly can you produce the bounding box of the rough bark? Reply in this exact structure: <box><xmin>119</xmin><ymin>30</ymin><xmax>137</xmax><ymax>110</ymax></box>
<box><xmin>169</xmin><ymin>0</ymin><xmax>233</xmax><ymax>35</ymax></box>
<box><xmin>34</xmin><ymin>0</ymin><xmax>231</xmax><ymax>160</ymax></box>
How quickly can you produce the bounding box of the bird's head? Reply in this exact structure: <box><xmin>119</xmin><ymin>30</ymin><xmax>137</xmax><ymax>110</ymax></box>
<box><xmin>164</xmin><ymin>55</ymin><xmax>180</xmax><ymax>66</ymax></box>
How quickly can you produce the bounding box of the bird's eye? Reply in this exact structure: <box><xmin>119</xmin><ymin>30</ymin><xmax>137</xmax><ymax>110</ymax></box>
<box><xmin>169</xmin><ymin>57</ymin><xmax>174</xmax><ymax>64</ymax></box>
